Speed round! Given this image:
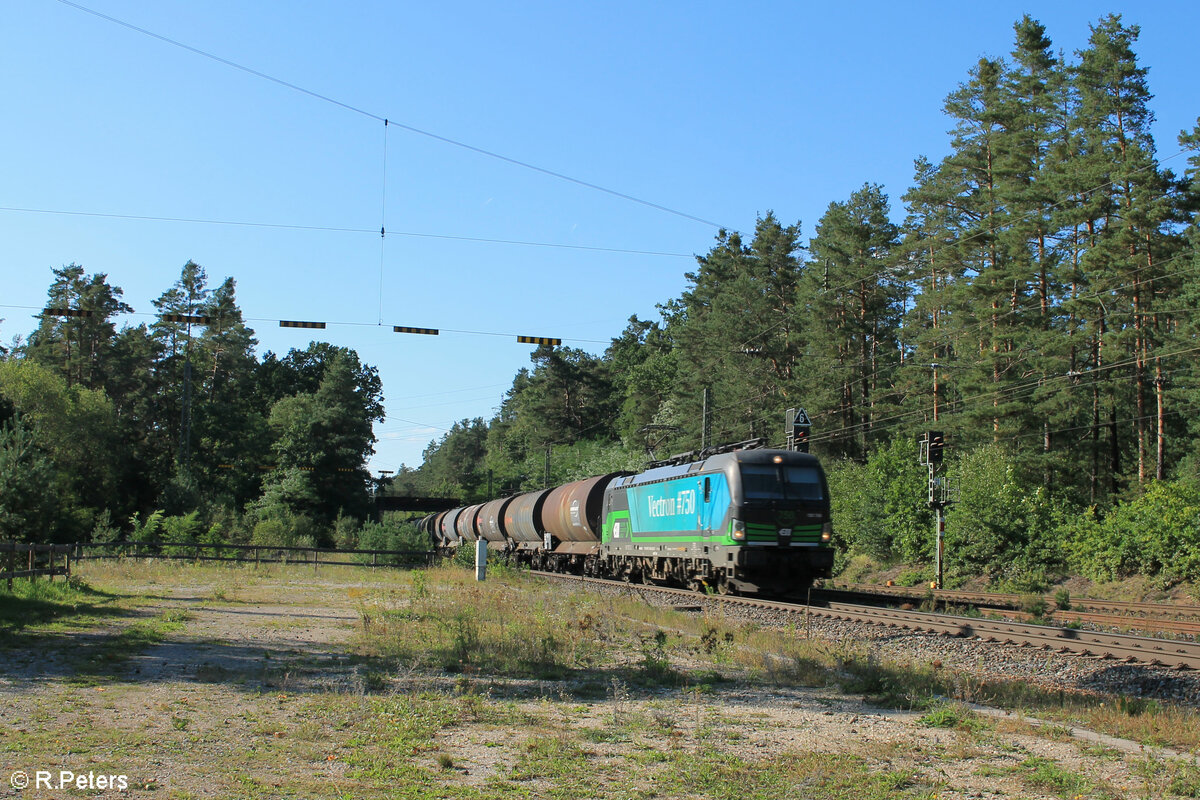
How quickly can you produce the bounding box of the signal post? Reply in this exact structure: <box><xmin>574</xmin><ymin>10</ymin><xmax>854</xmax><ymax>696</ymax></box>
<box><xmin>919</xmin><ymin>431</ymin><xmax>948</xmax><ymax>589</ymax></box>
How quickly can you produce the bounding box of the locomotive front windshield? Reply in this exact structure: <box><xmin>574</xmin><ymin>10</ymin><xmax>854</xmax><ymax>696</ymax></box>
<box><xmin>740</xmin><ymin>464</ymin><xmax>824</xmax><ymax>501</ymax></box>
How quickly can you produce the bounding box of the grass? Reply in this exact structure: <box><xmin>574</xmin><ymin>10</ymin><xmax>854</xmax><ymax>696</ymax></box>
<box><xmin>355</xmin><ymin>565</ymin><xmax>837</xmax><ymax>690</ymax></box>
<box><xmin>0</xmin><ymin>575</ymin><xmax>124</xmax><ymax>633</ymax></box>
<box><xmin>5</xmin><ymin>560</ymin><xmax>1200</xmax><ymax>799</ymax></box>
<box><xmin>356</xmin><ymin>564</ymin><xmax>1200</xmax><ymax>752</ymax></box>
<box><xmin>919</xmin><ymin>702</ymin><xmax>989</xmax><ymax>732</ymax></box>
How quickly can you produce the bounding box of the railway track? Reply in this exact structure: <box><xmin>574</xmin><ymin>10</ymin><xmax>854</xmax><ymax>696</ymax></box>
<box><xmin>532</xmin><ymin>571</ymin><xmax>1200</xmax><ymax>670</ymax></box>
<box><xmin>824</xmin><ymin>581</ymin><xmax>1200</xmax><ymax>619</ymax></box>
<box><xmin>819</xmin><ymin>582</ymin><xmax>1200</xmax><ymax>637</ymax></box>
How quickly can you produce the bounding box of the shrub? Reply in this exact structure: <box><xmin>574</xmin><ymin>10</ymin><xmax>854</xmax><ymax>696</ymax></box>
<box><xmin>249</xmin><ymin>512</ymin><xmax>317</xmax><ymax>550</ymax></box>
<box><xmin>90</xmin><ymin>509</ymin><xmax>121</xmax><ymax>543</ymax></box>
<box><xmin>162</xmin><ymin>511</ymin><xmax>203</xmax><ymax>557</ymax></box>
<box><xmin>334</xmin><ymin>511</ymin><xmax>360</xmax><ymax>550</ymax></box>
<box><xmin>1067</xmin><ymin>481</ymin><xmax>1200</xmax><ymax>586</ymax></box>
<box><xmin>825</xmin><ymin>435</ymin><xmax>933</xmax><ymax>563</ymax></box>
<box><xmin>130</xmin><ymin>510</ymin><xmax>165</xmax><ymax>546</ymax></box>
<box><xmin>201</xmin><ymin>521</ymin><xmax>228</xmax><ymax>559</ymax></box>
<box><xmin>356</xmin><ymin>513</ymin><xmax>426</xmax><ymax>564</ymax></box>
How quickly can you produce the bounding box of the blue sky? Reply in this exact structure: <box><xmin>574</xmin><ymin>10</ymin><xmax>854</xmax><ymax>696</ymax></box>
<box><xmin>3</xmin><ymin>1</ymin><xmax>1198</xmax><ymax>475</ymax></box>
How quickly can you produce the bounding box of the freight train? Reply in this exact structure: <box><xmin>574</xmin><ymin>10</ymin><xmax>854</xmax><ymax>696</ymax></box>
<box><xmin>419</xmin><ymin>440</ymin><xmax>834</xmax><ymax>596</ymax></box>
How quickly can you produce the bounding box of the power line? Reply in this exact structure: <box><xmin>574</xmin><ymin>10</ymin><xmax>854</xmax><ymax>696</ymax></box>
<box><xmin>53</xmin><ymin>0</ymin><xmax>729</xmax><ymax>231</ymax></box>
<box><xmin>378</xmin><ymin>119</ymin><xmax>389</xmax><ymax>325</ymax></box>
<box><xmin>806</xmin><ymin>343</ymin><xmax>1200</xmax><ymax>447</ymax></box>
<box><xmin>0</xmin><ymin>205</ymin><xmax>694</xmax><ymax>258</ymax></box>
<box><xmin>2</xmin><ymin>304</ymin><xmax>612</xmax><ymax>345</ymax></box>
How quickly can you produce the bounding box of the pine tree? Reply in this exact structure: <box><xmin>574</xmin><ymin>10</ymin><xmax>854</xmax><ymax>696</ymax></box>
<box><xmin>1070</xmin><ymin>15</ymin><xmax>1184</xmax><ymax>488</ymax></box>
<box><xmin>674</xmin><ymin>215</ymin><xmax>805</xmax><ymax>449</ymax></box>
<box><xmin>25</xmin><ymin>264</ymin><xmax>132</xmax><ymax>390</ymax></box>
<box><xmin>804</xmin><ymin>183</ymin><xmax>902</xmax><ymax>459</ymax></box>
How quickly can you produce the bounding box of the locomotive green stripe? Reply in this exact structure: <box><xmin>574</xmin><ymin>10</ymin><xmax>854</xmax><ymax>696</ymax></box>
<box><xmin>743</xmin><ymin>522</ymin><xmax>822</xmax><ymax>542</ymax></box>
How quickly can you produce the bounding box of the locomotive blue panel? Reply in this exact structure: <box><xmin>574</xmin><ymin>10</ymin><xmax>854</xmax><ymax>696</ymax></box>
<box><xmin>626</xmin><ymin>472</ymin><xmax>731</xmax><ymax>536</ymax></box>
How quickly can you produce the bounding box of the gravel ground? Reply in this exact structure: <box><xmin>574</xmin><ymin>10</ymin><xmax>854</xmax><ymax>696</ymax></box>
<box><xmin>3</xmin><ymin>566</ymin><xmax>1198</xmax><ymax>799</ymax></box>
<box><xmin>550</xmin><ymin>574</ymin><xmax>1200</xmax><ymax>708</ymax></box>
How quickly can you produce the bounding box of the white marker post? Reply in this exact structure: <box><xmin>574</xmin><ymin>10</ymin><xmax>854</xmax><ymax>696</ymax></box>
<box><xmin>475</xmin><ymin>539</ymin><xmax>487</xmax><ymax>581</ymax></box>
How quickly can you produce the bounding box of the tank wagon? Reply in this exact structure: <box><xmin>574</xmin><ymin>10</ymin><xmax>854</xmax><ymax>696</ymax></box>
<box><xmin>422</xmin><ymin>444</ymin><xmax>833</xmax><ymax>596</ymax></box>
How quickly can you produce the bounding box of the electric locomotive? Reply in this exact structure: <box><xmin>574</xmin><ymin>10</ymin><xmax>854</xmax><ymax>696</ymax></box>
<box><xmin>596</xmin><ymin>445</ymin><xmax>832</xmax><ymax>595</ymax></box>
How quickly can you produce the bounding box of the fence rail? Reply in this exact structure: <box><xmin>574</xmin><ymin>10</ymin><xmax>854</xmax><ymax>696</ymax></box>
<box><xmin>1</xmin><ymin>542</ymin><xmax>72</xmax><ymax>589</ymax></box>
<box><xmin>71</xmin><ymin>541</ymin><xmax>437</xmax><ymax>569</ymax></box>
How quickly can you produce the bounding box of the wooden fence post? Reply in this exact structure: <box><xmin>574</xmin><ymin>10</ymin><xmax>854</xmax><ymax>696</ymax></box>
<box><xmin>6</xmin><ymin>545</ymin><xmax>13</xmax><ymax>592</ymax></box>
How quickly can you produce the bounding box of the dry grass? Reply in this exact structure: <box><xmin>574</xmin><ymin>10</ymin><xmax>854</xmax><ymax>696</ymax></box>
<box><xmin>4</xmin><ymin>561</ymin><xmax>1199</xmax><ymax>799</ymax></box>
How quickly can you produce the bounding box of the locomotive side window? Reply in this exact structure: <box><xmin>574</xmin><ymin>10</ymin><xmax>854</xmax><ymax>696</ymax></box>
<box><xmin>703</xmin><ymin>477</ymin><xmax>712</xmax><ymax>502</ymax></box>
<box><xmin>741</xmin><ymin>464</ymin><xmax>824</xmax><ymax>501</ymax></box>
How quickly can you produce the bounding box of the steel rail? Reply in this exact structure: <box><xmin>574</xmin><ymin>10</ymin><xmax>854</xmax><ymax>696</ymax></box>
<box><xmin>818</xmin><ymin>587</ymin><xmax>1200</xmax><ymax>637</ymax></box>
<box><xmin>825</xmin><ymin>581</ymin><xmax>1200</xmax><ymax>619</ymax></box>
<box><xmin>820</xmin><ymin>602</ymin><xmax>1200</xmax><ymax>669</ymax></box>
<box><xmin>532</xmin><ymin>571</ymin><xmax>1200</xmax><ymax>670</ymax></box>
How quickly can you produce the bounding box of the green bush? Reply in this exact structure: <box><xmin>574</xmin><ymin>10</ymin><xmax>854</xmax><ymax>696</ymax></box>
<box><xmin>162</xmin><ymin>511</ymin><xmax>202</xmax><ymax>557</ymax></box>
<box><xmin>334</xmin><ymin>511</ymin><xmax>360</xmax><ymax>550</ymax></box>
<box><xmin>356</xmin><ymin>513</ymin><xmax>427</xmax><ymax>564</ymax></box>
<box><xmin>946</xmin><ymin>446</ymin><xmax>1071</xmax><ymax>587</ymax></box>
<box><xmin>90</xmin><ymin>509</ymin><xmax>121</xmax><ymax>543</ymax></box>
<box><xmin>130</xmin><ymin>510</ymin><xmax>165</xmax><ymax>546</ymax></box>
<box><xmin>249</xmin><ymin>511</ymin><xmax>318</xmax><ymax>550</ymax></box>
<box><xmin>825</xmin><ymin>435</ymin><xmax>933</xmax><ymax>563</ymax></box>
<box><xmin>1067</xmin><ymin>481</ymin><xmax>1200</xmax><ymax>586</ymax></box>
<box><xmin>201</xmin><ymin>521</ymin><xmax>228</xmax><ymax>559</ymax></box>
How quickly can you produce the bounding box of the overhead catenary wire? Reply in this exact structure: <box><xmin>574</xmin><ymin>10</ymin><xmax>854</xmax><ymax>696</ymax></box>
<box><xmin>3</xmin><ymin>304</ymin><xmax>612</xmax><ymax>345</ymax></box>
<box><xmin>35</xmin><ymin>1</ymin><xmax>1200</xmax><ymax>468</ymax></box>
<box><xmin>0</xmin><ymin>206</ymin><xmax>694</xmax><ymax>258</ymax></box>
<box><xmin>804</xmin><ymin>343</ymin><xmax>1200</xmax><ymax>448</ymax></box>
<box><xmin>681</xmin><ymin>243</ymin><xmax>1200</xmax><ymax>428</ymax></box>
<box><xmin>379</xmin><ymin>119</ymin><xmax>389</xmax><ymax>325</ymax></box>
<box><xmin>53</xmin><ymin>0</ymin><xmax>729</xmax><ymax>232</ymax></box>
<box><xmin>702</xmin><ymin>331</ymin><xmax>1200</xmax><ymax>453</ymax></box>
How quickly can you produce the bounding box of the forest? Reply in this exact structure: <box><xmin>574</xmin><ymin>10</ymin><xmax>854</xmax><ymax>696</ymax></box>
<box><xmin>0</xmin><ymin>259</ymin><xmax>398</xmax><ymax>551</ymax></box>
<box><xmin>399</xmin><ymin>15</ymin><xmax>1200</xmax><ymax>590</ymax></box>
<box><xmin>3</xmin><ymin>14</ymin><xmax>1200</xmax><ymax>589</ymax></box>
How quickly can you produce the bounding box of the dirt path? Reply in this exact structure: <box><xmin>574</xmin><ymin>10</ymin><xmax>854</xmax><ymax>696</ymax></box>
<box><xmin>126</xmin><ymin>587</ymin><xmax>362</xmax><ymax>689</ymax></box>
<box><xmin>1</xmin><ymin>564</ymin><xmax>1194</xmax><ymax>799</ymax></box>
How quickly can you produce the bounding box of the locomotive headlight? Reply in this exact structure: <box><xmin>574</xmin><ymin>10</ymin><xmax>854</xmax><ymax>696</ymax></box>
<box><xmin>731</xmin><ymin>519</ymin><xmax>746</xmax><ymax>541</ymax></box>
<box><xmin>821</xmin><ymin>522</ymin><xmax>833</xmax><ymax>543</ymax></box>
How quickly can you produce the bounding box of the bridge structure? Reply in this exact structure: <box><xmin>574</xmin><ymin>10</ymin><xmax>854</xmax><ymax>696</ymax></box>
<box><xmin>375</xmin><ymin>495</ymin><xmax>462</xmax><ymax>515</ymax></box>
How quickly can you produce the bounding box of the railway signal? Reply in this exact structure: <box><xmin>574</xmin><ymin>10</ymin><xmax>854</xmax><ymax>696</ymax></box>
<box><xmin>919</xmin><ymin>430</ymin><xmax>953</xmax><ymax>590</ymax></box>
<box><xmin>786</xmin><ymin>408</ymin><xmax>811</xmax><ymax>453</ymax></box>
<box><xmin>928</xmin><ymin>430</ymin><xmax>945</xmax><ymax>464</ymax></box>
